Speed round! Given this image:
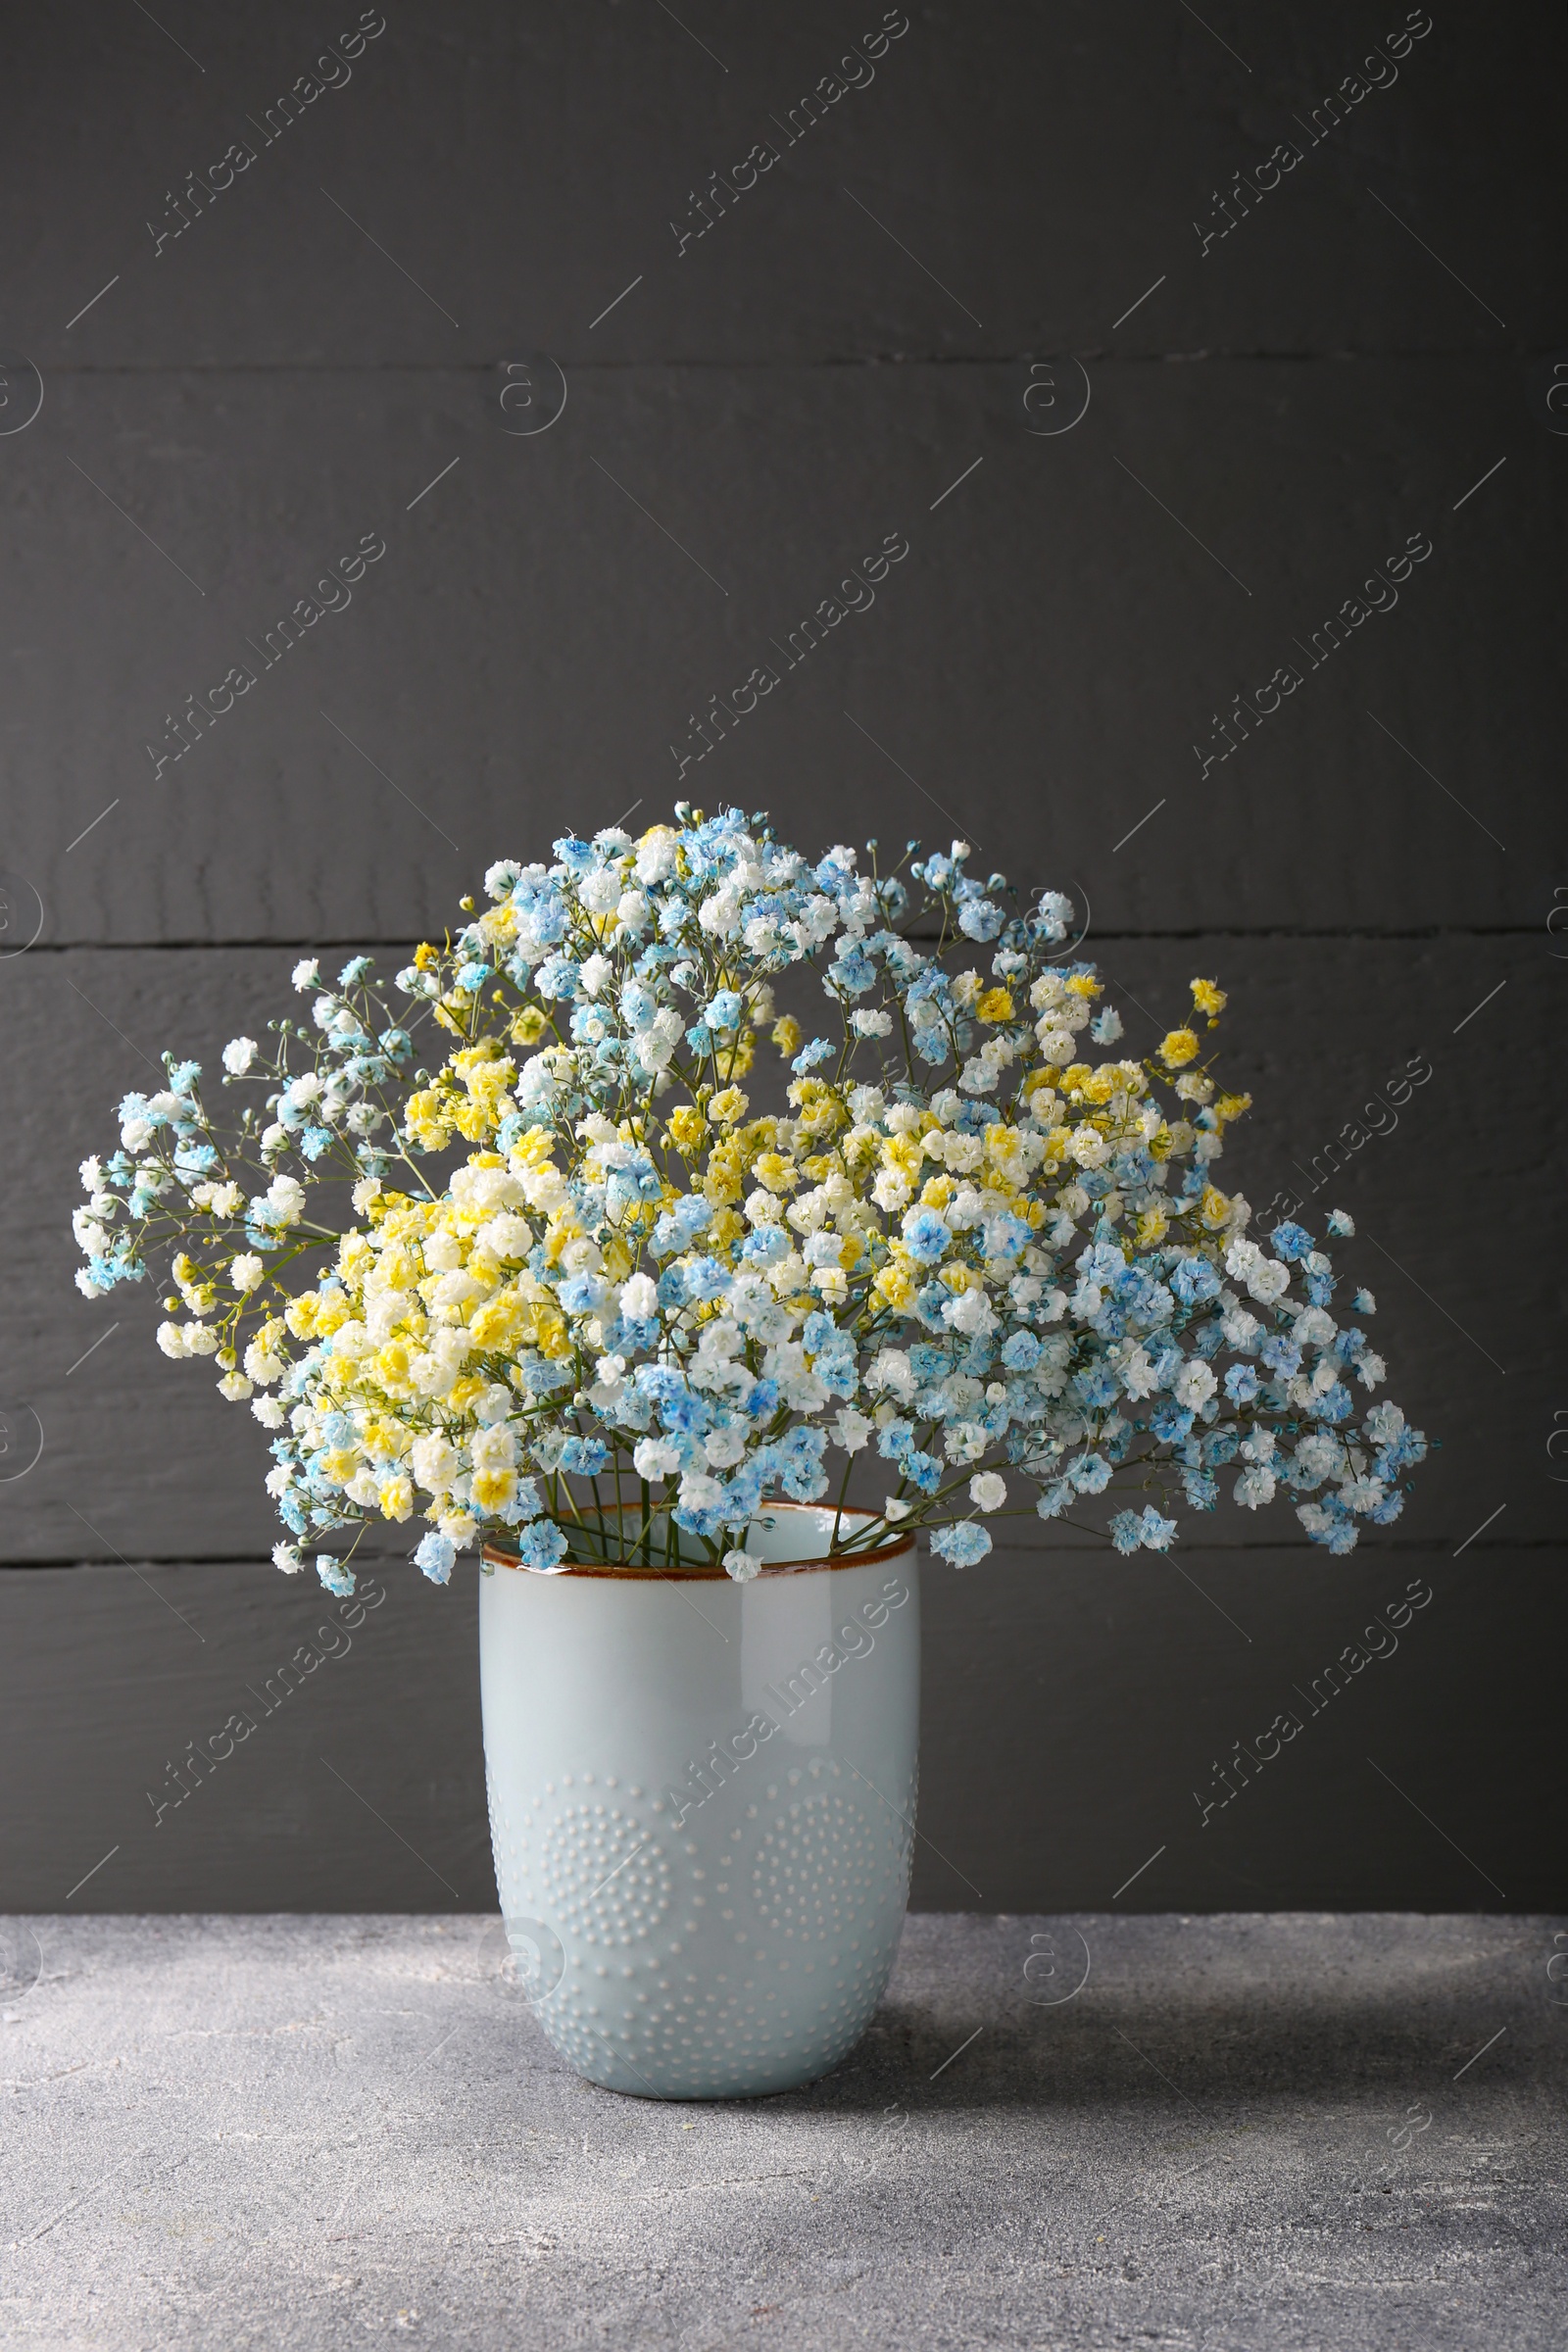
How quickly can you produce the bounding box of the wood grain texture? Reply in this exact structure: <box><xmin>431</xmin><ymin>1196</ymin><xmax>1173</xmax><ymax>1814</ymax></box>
<box><xmin>7</xmin><ymin>357</ymin><xmax>1551</xmax><ymax>945</ymax></box>
<box><xmin>8</xmin><ymin>4</ymin><xmax>1558</xmax><ymax>365</ymax></box>
<box><xmin>1</xmin><ymin>0</ymin><xmax>1559</xmax><ymax>1911</ymax></box>
<box><xmin>4</xmin><ymin>936</ymin><xmax>1554</xmax><ymax>1566</ymax></box>
<box><xmin>0</xmin><ymin>1541</ymin><xmax>1549</xmax><ymax>1913</ymax></box>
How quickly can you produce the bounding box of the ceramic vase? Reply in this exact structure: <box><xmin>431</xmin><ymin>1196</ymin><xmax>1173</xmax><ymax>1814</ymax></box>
<box><xmin>479</xmin><ymin>1503</ymin><xmax>920</xmax><ymax>2099</ymax></box>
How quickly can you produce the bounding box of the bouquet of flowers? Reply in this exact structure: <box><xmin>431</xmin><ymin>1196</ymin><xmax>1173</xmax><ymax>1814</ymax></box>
<box><xmin>73</xmin><ymin>806</ymin><xmax>1426</xmax><ymax>1593</ymax></box>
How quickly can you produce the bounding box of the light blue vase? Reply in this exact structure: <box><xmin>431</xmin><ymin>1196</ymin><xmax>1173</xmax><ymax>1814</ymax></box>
<box><xmin>479</xmin><ymin>1504</ymin><xmax>920</xmax><ymax>2100</ymax></box>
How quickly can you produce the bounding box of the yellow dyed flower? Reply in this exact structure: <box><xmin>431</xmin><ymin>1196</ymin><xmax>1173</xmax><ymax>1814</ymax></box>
<box><xmin>1200</xmin><ymin>1185</ymin><xmax>1231</xmax><ymax>1229</ymax></box>
<box><xmin>1136</xmin><ymin>1205</ymin><xmax>1169</xmax><ymax>1247</ymax></box>
<box><xmin>406</xmin><ymin>1089</ymin><xmax>454</xmax><ymax>1151</ymax></box>
<box><xmin>754</xmin><ymin>1152</ymin><xmax>798</xmax><ymax>1195</ymax></box>
<box><xmin>378</xmin><ymin>1476</ymin><xmax>415</xmax><ymax>1522</ymax></box>
<box><xmin>976</xmin><ymin>988</ymin><xmax>1014</xmax><ymax>1024</ymax></box>
<box><xmin>510</xmin><ymin>1004</ymin><xmax>549</xmax><ymax>1046</ymax></box>
<box><xmin>666</xmin><ymin>1103</ymin><xmax>707</xmax><ymax>1152</ymax></box>
<box><xmin>873</xmin><ymin>1259</ymin><xmax>918</xmax><ymax>1309</ymax></box>
<box><xmin>1215</xmin><ymin>1092</ymin><xmax>1252</xmax><ymax>1124</ymax></box>
<box><xmin>471</xmin><ymin>1467</ymin><xmax>516</xmax><ymax>1511</ymax></box>
<box><xmin>710</xmin><ymin>1087</ymin><xmax>749</xmax><ymax>1126</ymax></box>
<box><xmin>413</xmin><ymin>942</ymin><xmax>441</xmax><ymax>971</ymax></box>
<box><xmin>772</xmin><ymin>1015</ymin><xmax>802</xmax><ymax>1055</ymax></box>
<box><xmin>1191</xmin><ymin>977</ymin><xmax>1227</xmax><ymax>1023</ymax></box>
<box><xmin>1159</xmin><ymin>1028</ymin><xmax>1200</xmax><ymax>1069</ymax></box>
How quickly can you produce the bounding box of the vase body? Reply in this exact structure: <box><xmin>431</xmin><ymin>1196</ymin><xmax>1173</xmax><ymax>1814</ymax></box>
<box><xmin>478</xmin><ymin>1505</ymin><xmax>920</xmax><ymax>2099</ymax></box>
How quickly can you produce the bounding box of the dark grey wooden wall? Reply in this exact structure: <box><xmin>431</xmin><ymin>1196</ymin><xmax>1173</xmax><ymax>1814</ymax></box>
<box><xmin>3</xmin><ymin>2</ymin><xmax>1561</xmax><ymax>1915</ymax></box>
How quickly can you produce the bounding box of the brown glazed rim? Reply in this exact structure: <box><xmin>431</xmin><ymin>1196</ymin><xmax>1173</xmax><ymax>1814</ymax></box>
<box><xmin>481</xmin><ymin>1500</ymin><xmax>917</xmax><ymax>1581</ymax></box>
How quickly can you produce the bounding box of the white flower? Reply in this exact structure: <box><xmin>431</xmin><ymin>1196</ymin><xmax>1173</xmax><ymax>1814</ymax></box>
<box><xmin>851</xmin><ymin>1008</ymin><xmax>893</xmax><ymax>1036</ymax></box>
<box><xmin>833</xmin><ymin>1407</ymin><xmax>873</xmax><ymax>1454</ymax></box>
<box><xmin>969</xmin><ymin>1471</ymin><xmax>1007</xmax><ymax>1512</ymax></box>
<box><xmin>618</xmin><ymin>1272</ymin><xmax>659</xmax><ymax>1320</ymax></box>
<box><xmin>579</xmin><ymin>952</ymin><xmax>612</xmax><ymax>998</ymax></box>
<box><xmin>723</xmin><ymin>1548</ymin><xmax>761</xmax><ymax>1581</ymax></box>
<box><xmin>1233</xmin><ymin>1466</ymin><xmax>1276</xmax><ymax>1510</ymax></box>
<box><xmin>352</xmin><ymin>1176</ymin><xmax>382</xmax><ymax>1215</ymax></box>
<box><xmin>230</xmin><ymin>1253</ymin><xmax>264</xmax><ymax>1292</ymax></box>
<box><xmin>252</xmin><ymin>1396</ymin><xmax>285</xmax><ymax>1429</ymax></box>
<box><xmin>704</xmin><ymin>1426</ymin><xmax>749</xmax><ymax>1467</ymax></box>
<box><xmin>1067</xmin><ymin>1124</ymin><xmax>1109</xmax><ymax>1168</ymax></box>
<box><xmin>941</xmin><ymin>1286</ymin><xmax>996</xmax><ymax>1336</ymax></box>
<box><xmin>264</xmin><ymin>1174</ymin><xmax>305</xmax><ymax>1226</ymax></box>
<box><xmin>677</xmin><ymin>1471</ymin><xmax>723</xmax><ymax>1512</ymax></box>
<box><xmin>1246</xmin><ymin>1260</ymin><xmax>1291</xmax><ymax>1306</ymax></box>
<box><xmin>156</xmin><ymin>1322</ymin><xmax>187</xmax><ymax>1358</ymax></box>
<box><xmin>470</xmin><ymin>1423</ymin><xmax>517</xmax><ymax>1473</ymax></box>
<box><xmin>272</xmin><ymin>1542</ymin><xmax>304</xmax><ymax>1574</ymax></box>
<box><xmin>291</xmin><ymin>957</ymin><xmax>319</xmax><ymax>990</ymax></box>
<box><xmin>1173</xmin><ymin>1358</ymin><xmax>1217</xmax><ymax>1409</ymax></box>
<box><xmin>182</xmin><ymin>1324</ymin><xmax>220</xmax><ymax>1356</ymax></box>
<box><xmin>866</xmin><ymin>1348</ymin><xmax>916</xmax><ymax>1402</ymax></box>
<box><xmin>412</xmin><ymin>1434</ymin><xmax>460</xmax><ymax>1492</ymax></box>
<box><xmin>633</xmin><ymin>1438</ymin><xmax>682</xmax><ymax>1482</ymax></box>
<box><xmin>615</xmin><ymin>889</ymin><xmax>651</xmax><ymax>933</ymax></box>
<box><xmin>218</xmin><ymin>1370</ymin><xmax>253</xmax><ymax>1400</ymax></box>
<box><xmin>883</xmin><ymin>1496</ymin><xmax>912</xmax><ymax>1520</ymax></box>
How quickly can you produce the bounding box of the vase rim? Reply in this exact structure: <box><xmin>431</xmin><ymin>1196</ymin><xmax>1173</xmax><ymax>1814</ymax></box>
<box><xmin>481</xmin><ymin>1500</ymin><xmax>917</xmax><ymax>1580</ymax></box>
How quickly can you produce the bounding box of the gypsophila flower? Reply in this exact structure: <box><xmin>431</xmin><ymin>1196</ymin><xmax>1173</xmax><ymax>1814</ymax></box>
<box><xmin>69</xmin><ymin>807</ymin><xmax>1426</xmax><ymax>1580</ymax></box>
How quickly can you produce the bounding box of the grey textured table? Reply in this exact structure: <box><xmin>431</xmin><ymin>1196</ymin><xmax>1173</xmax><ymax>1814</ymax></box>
<box><xmin>3</xmin><ymin>1913</ymin><xmax>1562</xmax><ymax>2349</ymax></box>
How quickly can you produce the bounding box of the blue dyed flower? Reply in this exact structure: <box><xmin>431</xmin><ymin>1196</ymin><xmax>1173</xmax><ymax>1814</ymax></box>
<box><xmin>791</xmin><ymin>1037</ymin><xmax>836</xmax><ymax>1075</ymax></box>
<box><xmin>903</xmin><ymin>1207</ymin><xmax>950</xmax><ymax>1265</ymax></box>
<box><xmin>931</xmin><ymin>1520</ymin><xmax>992</xmax><ymax>1567</ymax></box>
<box><xmin>316</xmin><ymin>1554</ymin><xmax>357</xmax><ymax>1597</ymax></box>
<box><xmin>560</xmin><ymin>1437</ymin><xmax>611</xmax><ymax>1476</ymax></box>
<box><xmin>517</xmin><ymin>1520</ymin><xmax>569</xmax><ymax>1572</ymax></box>
<box><xmin>1271</xmin><ymin>1222</ymin><xmax>1314</xmax><ymax>1261</ymax></box>
<box><xmin>415</xmin><ymin>1532</ymin><xmax>456</xmax><ymax>1585</ymax></box>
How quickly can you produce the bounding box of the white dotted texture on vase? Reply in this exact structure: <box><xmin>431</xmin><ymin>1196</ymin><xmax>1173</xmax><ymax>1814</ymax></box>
<box><xmin>484</xmin><ymin>1751</ymin><xmax>919</xmax><ymax>2098</ymax></box>
<box><xmin>751</xmin><ymin>1788</ymin><xmax>880</xmax><ymax>1942</ymax></box>
<box><xmin>539</xmin><ymin>1803</ymin><xmax>672</xmax><ymax>1947</ymax></box>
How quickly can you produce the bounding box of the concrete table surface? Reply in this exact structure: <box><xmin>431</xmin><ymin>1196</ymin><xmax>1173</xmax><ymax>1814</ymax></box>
<box><xmin>2</xmin><ymin>1912</ymin><xmax>1563</xmax><ymax>2350</ymax></box>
